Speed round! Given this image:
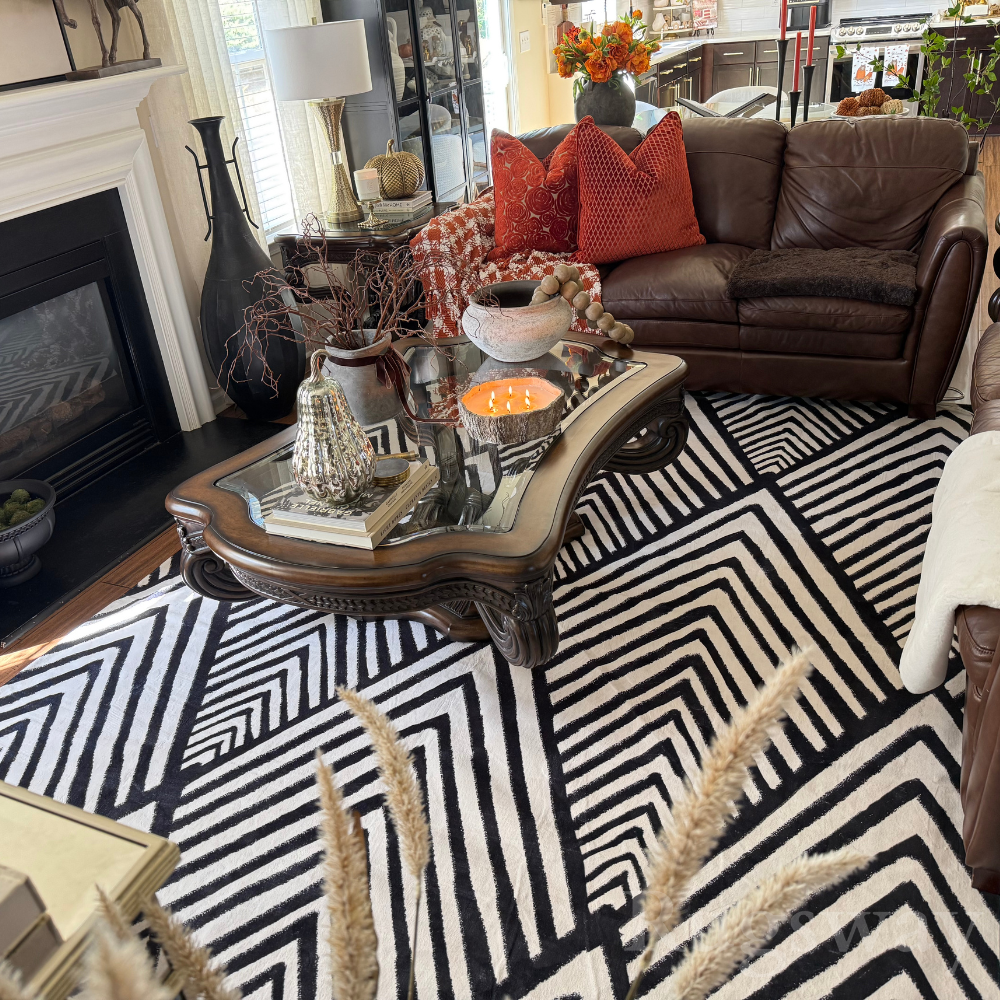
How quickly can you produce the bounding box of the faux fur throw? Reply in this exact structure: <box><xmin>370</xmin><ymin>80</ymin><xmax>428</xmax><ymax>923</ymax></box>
<box><xmin>726</xmin><ymin>248</ymin><xmax>919</xmax><ymax>306</ymax></box>
<box><xmin>900</xmin><ymin>432</ymin><xmax>1000</xmax><ymax>693</ymax></box>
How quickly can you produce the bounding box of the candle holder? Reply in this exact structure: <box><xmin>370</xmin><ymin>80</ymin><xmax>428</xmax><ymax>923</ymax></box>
<box><xmin>354</xmin><ymin>168</ymin><xmax>392</xmax><ymax>231</ymax></box>
<box><xmin>357</xmin><ymin>198</ymin><xmax>392</xmax><ymax>231</ymax></box>
<box><xmin>789</xmin><ymin>89</ymin><xmax>801</xmax><ymax>127</ymax></box>
<box><xmin>801</xmin><ymin>64</ymin><xmax>815</xmax><ymax>122</ymax></box>
<box><xmin>459</xmin><ymin>377</ymin><xmax>564</xmax><ymax>445</ymax></box>
<box><xmin>774</xmin><ymin>37</ymin><xmax>790</xmax><ymax>122</ymax></box>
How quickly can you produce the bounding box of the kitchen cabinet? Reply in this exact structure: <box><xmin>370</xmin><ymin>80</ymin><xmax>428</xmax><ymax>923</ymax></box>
<box><xmin>644</xmin><ymin>46</ymin><xmax>703</xmax><ymax>109</ymax></box>
<box><xmin>705</xmin><ymin>35</ymin><xmax>828</xmax><ymax>101</ymax></box>
<box><xmin>933</xmin><ymin>24</ymin><xmax>1000</xmax><ymax>134</ymax></box>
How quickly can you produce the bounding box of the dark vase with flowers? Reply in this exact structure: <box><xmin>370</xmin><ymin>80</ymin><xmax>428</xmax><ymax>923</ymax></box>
<box><xmin>573</xmin><ymin>70</ymin><xmax>637</xmax><ymax>126</ymax></box>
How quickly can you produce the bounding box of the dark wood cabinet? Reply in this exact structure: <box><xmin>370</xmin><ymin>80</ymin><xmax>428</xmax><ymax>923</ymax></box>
<box><xmin>645</xmin><ymin>46</ymin><xmax>702</xmax><ymax>110</ymax></box>
<box><xmin>933</xmin><ymin>24</ymin><xmax>1000</xmax><ymax>134</ymax></box>
<box><xmin>705</xmin><ymin>35</ymin><xmax>828</xmax><ymax>101</ymax></box>
<box><xmin>321</xmin><ymin>0</ymin><xmax>488</xmax><ymax>206</ymax></box>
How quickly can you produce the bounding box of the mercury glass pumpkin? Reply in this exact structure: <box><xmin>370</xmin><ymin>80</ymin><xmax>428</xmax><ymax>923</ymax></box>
<box><xmin>292</xmin><ymin>348</ymin><xmax>376</xmax><ymax>504</ymax></box>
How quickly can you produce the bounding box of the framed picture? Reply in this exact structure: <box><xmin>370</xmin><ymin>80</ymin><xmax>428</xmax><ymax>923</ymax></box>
<box><xmin>0</xmin><ymin>0</ymin><xmax>75</xmax><ymax>92</ymax></box>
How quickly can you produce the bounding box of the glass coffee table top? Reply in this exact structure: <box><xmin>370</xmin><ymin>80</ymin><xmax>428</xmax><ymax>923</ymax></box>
<box><xmin>216</xmin><ymin>339</ymin><xmax>644</xmax><ymax>544</ymax></box>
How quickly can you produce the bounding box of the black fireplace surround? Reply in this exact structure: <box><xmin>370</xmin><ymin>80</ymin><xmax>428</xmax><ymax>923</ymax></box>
<box><xmin>0</xmin><ymin>189</ymin><xmax>179</xmax><ymax>497</ymax></box>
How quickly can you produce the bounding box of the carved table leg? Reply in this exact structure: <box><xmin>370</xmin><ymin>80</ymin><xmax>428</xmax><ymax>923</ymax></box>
<box><xmin>175</xmin><ymin>521</ymin><xmax>255</xmax><ymax>601</ymax></box>
<box><xmin>475</xmin><ymin>574</ymin><xmax>559</xmax><ymax>669</ymax></box>
<box><xmin>603</xmin><ymin>387</ymin><xmax>689</xmax><ymax>475</ymax></box>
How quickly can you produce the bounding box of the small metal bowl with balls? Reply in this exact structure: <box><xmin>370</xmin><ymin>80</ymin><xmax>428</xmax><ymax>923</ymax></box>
<box><xmin>0</xmin><ymin>479</ymin><xmax>56</xmax><ymax>587</ymax></box>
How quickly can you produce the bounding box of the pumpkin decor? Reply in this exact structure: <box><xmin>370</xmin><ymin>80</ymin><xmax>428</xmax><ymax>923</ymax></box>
<box><xmin>365</xmin><ymin>139</ymin><xmax>425</xmax><ymax>199</ymax></box>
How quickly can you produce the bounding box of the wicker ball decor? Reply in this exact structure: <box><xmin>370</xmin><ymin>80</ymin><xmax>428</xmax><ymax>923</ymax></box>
<box><xmin>857</xmin><ymin>87</ymin><xmax>887</xmax><ymax>108</ymax></box>
<box><xmin>365</xmin><ymin>139</ymin><xmax>425</xmax><ymax>199</ymax></box>
<box><xmin>530</xmin><ymin>264</ymin><xmax>635</xmax><ymax>345</ymax></box>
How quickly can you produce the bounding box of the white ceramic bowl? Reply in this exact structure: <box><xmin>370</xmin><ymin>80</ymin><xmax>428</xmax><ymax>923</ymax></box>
<box><xmin>462</xmin><ymin>281</ymin><xmax>572</xmax><ymax>363</ymax></box>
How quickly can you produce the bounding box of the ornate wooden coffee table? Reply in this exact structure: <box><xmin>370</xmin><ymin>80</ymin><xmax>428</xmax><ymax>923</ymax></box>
<box><xmin>167</xmin><ymin>334</ymin><xmax>687</xmax><ymax>669</ymax></box>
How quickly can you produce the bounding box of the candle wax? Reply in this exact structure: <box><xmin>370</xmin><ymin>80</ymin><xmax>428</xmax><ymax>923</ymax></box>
<box><xmin>461</xmin><ymin>377</ymin><xmax>562</xmax><ymax>417</ymax></box>
<box><xmin>779</xmin><ymin>0</ymin><xmax>787</xmax><ymax>40</ymax></box>
<box><xmin>807</xmin><ymin>4</ymin><xmax>816</xmax><ymax>66</ymax></box>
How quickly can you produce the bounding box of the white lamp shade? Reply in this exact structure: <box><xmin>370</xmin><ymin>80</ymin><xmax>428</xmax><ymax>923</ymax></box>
<box><xmin>264</xmin><ymin>21</ymin><xmax>373</xmax><ymax>101</ymax></box>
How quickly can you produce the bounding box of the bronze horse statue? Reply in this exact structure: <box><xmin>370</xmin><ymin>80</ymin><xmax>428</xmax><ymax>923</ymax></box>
<box><xmin>52</xmin><ymin>0</ymin><xmax>151</xmax><ymax>68</ymax></box>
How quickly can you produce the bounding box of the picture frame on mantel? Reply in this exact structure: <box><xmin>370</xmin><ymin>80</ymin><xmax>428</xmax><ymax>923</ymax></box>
<box><xmin>0</xmin><ymin>0</ymin><xmax>76</xmax><ymax>92</ymax></box>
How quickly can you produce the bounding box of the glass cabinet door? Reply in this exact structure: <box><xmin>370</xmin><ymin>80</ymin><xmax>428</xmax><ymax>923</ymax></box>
<box><xmin>462</xmin><ymin>80</ymin><xmax>489</xmax><ymax>196</ymax></box>
<box><xmin>416</xmin><ymin>0</ymin><xmax>458</xmax><ymax>94</ymax></box>
<box><xmin>428</xmin><ymin>86</ymin><xmax>467</xmax><ymax>200</ymax></box>
<box><xmin>455</xmin><ymin>3</ymin><xmax>482</xmax><ymax>84</ymax></box>
<box><xmin>397</xmin><ymin>98</ymin><xmax>430</xmax><ymax>191</ymax></box>
<box><xmin>385</xmin><ymin>1</ymin><xmax>420</xmax><ymax>103</ymax></box>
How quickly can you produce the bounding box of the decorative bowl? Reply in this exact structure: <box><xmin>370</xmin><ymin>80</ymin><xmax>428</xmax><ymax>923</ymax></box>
<box><xmin>459</xmin><ymin>376</ymin><xmax>565</xmax><ymax>444</ymax></box>
<box><xmin>0</xmin><ymin>479</ymin><xmax>56</xmax><ymax>588</ymax></box>
<box><xmin>461</xmin><ymin>281</ymin><xmax>572</xmax><ymax>363</ymax></box>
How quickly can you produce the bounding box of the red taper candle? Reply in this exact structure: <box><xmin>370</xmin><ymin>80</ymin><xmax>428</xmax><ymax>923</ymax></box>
<box><xmin>779</xmin><ymin>0</ymin><xmax>788</xmax><ymax>39</ymax></box>
<box><xmin>807</xmin><ymin>4</ymin><xmax>817</xmax><ymax>65</ymax></box>
<box><xmin>793</xmin><ymin>30</ymin><xmax>802</xmax><ymax>89</ymax></box>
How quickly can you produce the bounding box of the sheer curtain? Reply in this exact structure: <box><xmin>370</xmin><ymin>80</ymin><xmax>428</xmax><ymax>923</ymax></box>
<box><xmin>142</xmin><ymin>0</ymin><xmax>333</xmax><ymax>313</ymax></box>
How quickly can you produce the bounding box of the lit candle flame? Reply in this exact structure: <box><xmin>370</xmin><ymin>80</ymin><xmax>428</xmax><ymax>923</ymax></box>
<box><xmin>525</xmin><ymin>389</ymin><xmax>531</xmax><ymax>408</ymax></box>
<box><xmin>507</xmin><ymin>400</ymin><xmax>511</xmax><ymax>412</ymax></box>
<box><xmin>508</xmin><ymin>385</ymin><xmax>513</xmax><ymax>397</ymax></box>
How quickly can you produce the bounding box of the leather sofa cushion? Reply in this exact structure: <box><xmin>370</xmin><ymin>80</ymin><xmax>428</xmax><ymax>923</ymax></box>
<box><xmin>972</xmin><ymin>322</ymin><xmax>1000</xmax><ymax>408</ymax></box>
<box><xmin>971</xmin><ymin>399</ymin><xmax>1000</xmax><ymax>435</ymax></box>
<box><xmin>628</xmin><ymin>319</ymin><xmax>740</xmax><ymax>350</ymax></box>
<box><xmin>515</xmin><ymin>124</ymin><xmax>643</xmax><ymax>162</ymax></box>
<box><xmin>683</xmin><ymin>118</ymin><xmax>786</xmax><ymax>250</ymax></box>
<box><xmin>771</xmin><ymin>118</ymin><xmax>970</xmax><ymax>252</ymax></box>
<box><xmin>602</xmin><ymin>243</ymin><xmax>751</xmax><ymax>323</ymax></box>
<box><xmin>958</xmin><ymin>606</ymin><xmax>1000</xmax><ymax>691</ymax></box>
<box><xmin>738</xmin><ymin>295</ymin><xmax>911</xmax><ymax>334</ymax></box>
<box><xmin>739</xmin><ymin>326</ymin><xmax>905</xmax><ymax>360</ymax></box>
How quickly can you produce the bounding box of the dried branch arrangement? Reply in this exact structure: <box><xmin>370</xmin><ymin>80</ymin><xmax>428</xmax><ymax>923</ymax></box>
<box><xmin>625</xmin><ymin>648</ymin><xmax>871</xmax><ymax>1000</ymax></box>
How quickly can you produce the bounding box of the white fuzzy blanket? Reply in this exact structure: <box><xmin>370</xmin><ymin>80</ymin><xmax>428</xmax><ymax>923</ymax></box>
<box><xmin>900</xmin><ymin>430</ymin><xmax>1000</xmax><ymax>693</ymax></box>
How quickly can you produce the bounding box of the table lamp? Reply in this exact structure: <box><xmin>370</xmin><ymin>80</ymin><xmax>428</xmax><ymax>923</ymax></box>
<box><xmin>264</xmin><ymin>20</ymin><xmax>373</xmax><ymax>226</ymax></box>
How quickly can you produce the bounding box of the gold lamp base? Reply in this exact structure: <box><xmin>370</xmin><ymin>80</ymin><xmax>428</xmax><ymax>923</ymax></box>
<box><xmin>311</xmin><ymin>97</ymin><xmax>362</xmax><ymax>226</ymax></box>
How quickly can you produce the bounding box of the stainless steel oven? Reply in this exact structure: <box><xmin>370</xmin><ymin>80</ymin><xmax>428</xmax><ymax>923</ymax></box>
<box><xmin>829</xmin><ymin>13</ymin><xmax>929</xmax><ymax>102</ymax></box>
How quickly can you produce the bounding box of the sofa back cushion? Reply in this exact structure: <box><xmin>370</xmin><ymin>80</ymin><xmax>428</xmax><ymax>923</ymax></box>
<box><xmin>682</xmin><ymin>117</ymin><xmax>787</xmax><ymax>249</ymax></box>
<box><xmin>771</xmin><ymin>117</ymin><xmax>970</xmax><ymax>251</ymax></box>
<box><xmin>515</xmin><ymin>124</ymin><xmax>644</xmax><ymax>162</ymax></box>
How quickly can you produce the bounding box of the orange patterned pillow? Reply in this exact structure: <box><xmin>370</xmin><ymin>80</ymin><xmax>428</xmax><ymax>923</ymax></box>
<box><xmin>576</xmin><ymin>112</ymin><xmax>704</xmax><ymax>265</ymax></box>
<box><xmin>489</xmin><ymin>122</ymin><xmax>583</xmax><ymax>259</ymax></box>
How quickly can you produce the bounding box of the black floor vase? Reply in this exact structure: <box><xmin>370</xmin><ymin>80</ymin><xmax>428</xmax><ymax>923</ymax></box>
<box><xmin>190</xmin><ymin>116</ymin><xmax>303</xmax><ymax>421</ymax></box>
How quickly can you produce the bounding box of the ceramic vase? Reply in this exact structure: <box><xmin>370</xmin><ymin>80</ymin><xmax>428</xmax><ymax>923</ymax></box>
<box><xmin>292</xmin><ymin>349</ymin><xmax>376</xmax><ymax>504</ymax></box>
<box><xmin>0</xmin><ymin>479</ymin><xmax>55</xmax><ymax>587</ymax></box>
<box><xmin>387</xmin><ymin>17</ymin><xmax>406</xmax><ymax>101</ymax></box>
<box><xmin>574</xmin><ymin>71</ymin><xmax>637</xmax><ymax>127</ymax></box>
<box><xmin>321</xmin><ymin>330</ymin><xmax>406</xmax><ymax>425</ymax></box>
<box><xmin>462</xmin><ymin>281</ymin><xmax>572</xmax><ymax>362</ymax></box>
<box><xmin>190</xmin><ymin>116</ymin><xmax>304</xmax><ymax>421</ymax></box>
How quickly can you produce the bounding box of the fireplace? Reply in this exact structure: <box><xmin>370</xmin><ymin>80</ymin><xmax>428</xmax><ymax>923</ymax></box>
<box><xmin>0</xmin><ymin>189</ymin><xmax>179</xmax><ymax>497</ymax></box>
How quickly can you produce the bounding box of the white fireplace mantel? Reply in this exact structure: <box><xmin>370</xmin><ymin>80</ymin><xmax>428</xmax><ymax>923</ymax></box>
<box><xmin>0</xmin><ymin>66</ymin><xmax>214</xmax><ymax>431</ymax></box>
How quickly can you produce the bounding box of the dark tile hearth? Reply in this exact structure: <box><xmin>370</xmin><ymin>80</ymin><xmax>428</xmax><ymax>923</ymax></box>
<box><xmin>0</xmin><ymin>417</ymin><xmax>280</xmax><ymax>648</ymax></box>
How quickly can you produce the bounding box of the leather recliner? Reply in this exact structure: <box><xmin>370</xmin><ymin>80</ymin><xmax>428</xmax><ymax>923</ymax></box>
<box><xmin>517</xmin><ymin>117</ymin><xmax>988</xmax><ymax>418</ymax></box>
<box><xmin>955</xmin><ymin>323</ymin><xmax>1000</xmax><ymax>894</ymax></box>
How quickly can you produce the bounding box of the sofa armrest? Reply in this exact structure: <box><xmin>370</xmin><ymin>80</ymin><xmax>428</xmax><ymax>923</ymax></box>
<box><xmin>971</xmin><ymin>322</ymin><xmax>1000</xmax><ymax>434</ymax></box>
<box><xmin>908</xmin><ymin>173</ymin><xmax>989</xmax><ymax>411</ymax></box>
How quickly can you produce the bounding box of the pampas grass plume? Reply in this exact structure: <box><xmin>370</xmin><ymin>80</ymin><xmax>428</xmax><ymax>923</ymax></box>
<box><xmin>144</xmin><ymin>899</ymin><xmax>240</xmax><ymax>1000</ymax></box>
<box><xmin>0</xmin><ymin>962</ymin><xmax>33</xmax><ymax>1000</ymax></box>
<box><xmin>671</xmin><ymin>848</ymin><xmax>871</xmax><ymax>1000</ymax></box>
<box><xmin>336</xmin><ymin>687</ymin><xmax>429</xmax><ymax>881</ymax></box>
<box><xmin>643</xmin><ymin>649</ymin><xmax>814</xmax><ymax>942</ymax></box>
<box><xmin>315</xmin><ymin>749</ymin><xmax>379</xmax><ymax>1000</ymax></box>
<box><xmin>80</xmin><ymin>921</ymin><xmax>170</xmax><ymax>1000</ymax></box>
<box><xmin>95</xmin><ymin>888</ymin><xmax>133</xmax><ymax>942</ymax></box>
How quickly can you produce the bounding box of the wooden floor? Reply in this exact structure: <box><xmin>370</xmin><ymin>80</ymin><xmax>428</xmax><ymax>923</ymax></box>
<box><xmin>0</xmin><ymin>528</ymin><xmax>180</xmax><ymax>687</ymax></box>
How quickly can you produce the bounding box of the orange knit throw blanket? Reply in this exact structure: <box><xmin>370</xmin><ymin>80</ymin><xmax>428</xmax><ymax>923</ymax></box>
<box><xmin>410</xmin><ymin>191</ymin><xmax>602</xmax><ymax>339</ymax></box>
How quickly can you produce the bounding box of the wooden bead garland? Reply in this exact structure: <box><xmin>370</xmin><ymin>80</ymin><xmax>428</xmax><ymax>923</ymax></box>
<box><xmin>530</xmin><ymin>265</ymin><xmax>635</xmax><ymax>345</ymax></box>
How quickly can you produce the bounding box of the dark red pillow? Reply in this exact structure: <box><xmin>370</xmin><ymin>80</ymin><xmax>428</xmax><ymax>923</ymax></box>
<box><xmin>489</xmin><ymin>122</ymin><xmax>583</xmax><ymax>258</ymax></box>
<box><xmin>576</xmin><ymin>112</ymin><xmax>704</xmax><ymax>265</ymax></box>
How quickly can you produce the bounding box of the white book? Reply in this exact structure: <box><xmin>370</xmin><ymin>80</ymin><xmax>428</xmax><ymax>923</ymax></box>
<box><xmin>263</xmin><ymin>464</ymin><xmax>439</xmax><ymax>549</ymax></box>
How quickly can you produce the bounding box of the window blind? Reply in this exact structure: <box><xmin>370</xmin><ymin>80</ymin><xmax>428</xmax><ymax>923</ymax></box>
<box><xmin>221</xmin><ymin>1</ymin><xmax>296</xmax><ymax>236</ymax></box>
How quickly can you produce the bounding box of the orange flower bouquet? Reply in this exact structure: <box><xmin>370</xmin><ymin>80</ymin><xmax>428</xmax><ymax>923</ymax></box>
<box><xmin>553</xmin><ymin>13</ymin><xmax>659</xmax><ymax>98</ymax></box>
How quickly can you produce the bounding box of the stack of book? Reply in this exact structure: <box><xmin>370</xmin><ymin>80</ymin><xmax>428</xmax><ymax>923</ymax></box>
<box><xmin>374</xmin><ymin>189</ymin><xmax>433</xmax><ymax>217</ymax></box>
<box><xmin>263</xmin><ymin>462</ymin><xmax>439</xmax><ymax>549</ymax></box>
<box><xmin>0</xmin><ymin>865</ymin><xmax>61</xmax><ymax>980</ymax></box>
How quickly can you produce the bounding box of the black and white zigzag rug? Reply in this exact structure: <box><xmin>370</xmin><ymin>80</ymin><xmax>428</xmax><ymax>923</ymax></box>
<box><xmin>2</xmin><ymin>392</ymin><xmax>998</xmax><ymax>1000</ymax></box>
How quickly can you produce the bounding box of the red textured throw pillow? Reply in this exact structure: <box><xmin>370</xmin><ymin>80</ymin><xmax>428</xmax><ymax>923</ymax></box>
<box><xmin>490</xmin><ymin>122</ymin><xmax>582</xmax><ymax>257</ymax></box>
<box><xmin>576</xmin><ymin>112</ymin><xmax>704</xmax><ymax>265</ymax></box>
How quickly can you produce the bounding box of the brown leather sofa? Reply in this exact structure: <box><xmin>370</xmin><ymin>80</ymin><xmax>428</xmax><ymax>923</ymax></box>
<box><xmin>518</xmin><ymin>117</ymin><xmax>988</xmax><ymax>417</ymax></box>
<box><xmin>956</xmin><ymin>323</ymin><xmax>1000</xmax><ymax>894</ymax></box>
